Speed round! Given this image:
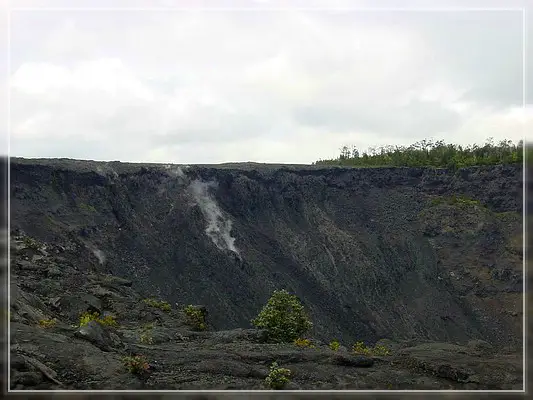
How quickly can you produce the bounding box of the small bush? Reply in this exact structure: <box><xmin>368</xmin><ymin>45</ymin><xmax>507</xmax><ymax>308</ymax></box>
<box><xmin>294</xmin><ymin>337</ymin><xmax>315</xmax><ymax>348</ymax></box>
<box><xmin>372</xmin><ymin>344</ymin><xmax>391</xmax><ymax>356</ymax></box>
<box><xmin>352</xmin><ymin>341</ymin><xmax>391</xmax><ymax>356</ymax></box>
<box><xmin>352</xmin><ymin>341</ymin><xmax>373</xmax><ymax>356</ymax></box>
<box><xmin>79</xmin><ymin>312</ymin><xmax>118</xmax><ymax>328</ymax></box>
<box><xmin>251</xmin><ymin>289</ymin><xmax>313</xmax><ymax>343</ymax></box>
<box><xmin>139</xmin><ymin>323</ymin><xmax>154</xmax><ymax>344</ymax></box>
<box><xmin>38</xmin><ymin>318</ymin><xmax>57</xmax><ymax>328</ymax></box>
<box><xmin>22</xmin><ymin>236</ymin><xmax>41</xmax><ymax>250</ymax></box>
<box><xmin>184</xmin><ymin>305</ymin><xmax>207</xmax><ymax>331</ymax></box>
<box><xmin>265</xmin><ymin>362</ymin><xmax>291</xmax><ymax>390</ymax></box>
<box><xmin>430</xmin><ymin>195</ymin><xmax>481</xmax><ymax>208</ymax></box>
<box><xmin>139</xmin><ymin>332</ymin><xmax>153</xmax><ymax>344</ymax></box>
<box><xmin>122</xmin><ymin>355</ymin><xmax>150</xmax><ymax>375</ymax></box>
<box><xmin>79</xmin><ymin>203</ymin><xmax>97</xmax><ymax>212</ymax></box>
<box><xmin>143</xmin><ymin>298</ymin><xmax>171</xmax><ymax>312</ymax></box>
<box><xmin>329</xmin><ymin>339</ymin><xmax>340</xmax><ymax>351</ymax></box>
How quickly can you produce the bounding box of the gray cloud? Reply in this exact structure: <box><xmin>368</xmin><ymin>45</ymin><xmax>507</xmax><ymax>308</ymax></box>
<box><xmin>5</xmin><ymin>0</ymin><xmax>532</xmax><ymax>162</ymax></box>
<box><xmin>292</xmin><ymin>100</ymin><xmax>462</xmax><ymax>138</ymax></box>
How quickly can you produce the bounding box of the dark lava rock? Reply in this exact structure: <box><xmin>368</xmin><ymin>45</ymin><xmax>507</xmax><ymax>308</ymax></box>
<box><xmin>59</xmin><ymin>293</ymin><xmax>103</xmax><ymax>321</ymax></box>
<box><xmin>74</xmin><ymin>320</ymin><xmax>121</xmax><ymax>352</ymax></box>
<box><xmin>329</xmin><ymin>353</ymin><xmax>374</xmax><ymax>367</ymax></box>
<box><xmin>8</xmin><ymin>160</ymin><xmax>524</xmax><ymax>390</ymax></box>
<box><xmin>209</xmin><ymin>328</ymin><xmax>269</xmax><ymax>344</ymax></box>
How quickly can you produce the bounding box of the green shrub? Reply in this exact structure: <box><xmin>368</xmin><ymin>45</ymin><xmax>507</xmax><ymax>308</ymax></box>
<box><xmin>79</xmin><ymin>311</ymin><xmax>118</xmax><ymax>328</ymax></box>
<box><xmin>373</xmin><ymin>344</ymin><xmax>391</xmax><ymax>356</ymax></box>
<box><xmin>265</xmin><ymin>362</ymin><xmax>291</xmax><ymax>390</ymax></box>
<box><xmin>294</xmin><ymin>337</ymin><xmax>315</xmax><ymax>348</ymax></box>
<box><xmin>352</xmin><ymin>341</ymin><xmax>391</xmax><ymax>356</ymax></box>
<box><xmin>79</xmin><ymin>203</ymin><xmax>97</xmax><ymax>212</ymax></box>
<box><xmin>430</xmin><ymin>195</ymin><xmax>481</xmax><ymax>208</ymax></box>
<box><xmin>143</xmin><ymin>298</ymin><xmax>171</xmax><ymax>312</ymax></box>
<box><xmin>352</xmin><ymin>341</ymin><xmax>373</xmax><ymax>356</ymax></box>
<box><xmin>22</xmin><ymin>236</ymin><xmax>41</xmax><ymax>250</ymax></box>
<box><xmin>329</xmin><ymin>339</ymin><xmax>340</xmax><ymax>351</ymax></box>
<box><xmin>252</xmin><ymin>289</ymin><xmax>313</xmax><ymax>343</ymax></box>
<box><xmin>139</xmin><ymin>323</ymin><xmax>154</xmax><ymax>344</ymax></box>
<box><xmin>183</xmin><ymin>305</ymin><xmax>207</xmax><ymax>331</ymax></box>
<box><xmin>122</xmin><ymin>355</ymin><xmax>150</xmax><ymax>375</ymax></box>
<box><xmin>38</xmin><ymin>318</ymin><xmax>57</xmax><ymax>328</ymax></box>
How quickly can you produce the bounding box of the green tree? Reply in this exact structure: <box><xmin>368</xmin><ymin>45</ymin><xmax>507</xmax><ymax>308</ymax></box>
<box><xmin>251</xmin><ymin>289</ymin><xmax>313</xmax><ymax>343</ymax></box>
<box><xmin>313</xmin><ymin>138</ymin><xmax>524</xmax><ymax>169</ymax></box>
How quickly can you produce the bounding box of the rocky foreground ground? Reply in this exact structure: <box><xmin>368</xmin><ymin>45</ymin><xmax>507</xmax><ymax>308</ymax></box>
<box><xmin>9</xmin><ymin>233</ymin><xmax>523</xmax><ymax>391</ymax></box>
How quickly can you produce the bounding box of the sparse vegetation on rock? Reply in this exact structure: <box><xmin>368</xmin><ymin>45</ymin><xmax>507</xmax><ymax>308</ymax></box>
<box><xmin>251</xmin><ymin>289</ymin><xmax>313</xmax><ymax>343</ymax></box>
<box><xmin>329</xmin><ymin>339</ymin><xmax>340</xmax><ymax>351</ymax></box>
<box><xmin>264</xmin><ymin>362</ymin><xmax>291</xmax><ymax>390</ymax></box>
<box><xmin>183</xmin><ymin>305</ymin><xmax>207</xmax><ymax>331</ymax></box>
<box><xmin>37</xmin><ymin>318</ymin><xmax>57</xmax><ymax>328</ymax></box>
<box><xmin>139</xmin><ymin>323</ymin><xmax>154</xmax><ymax>344</ymax></box>
<box><xmin>143</xmin><ymin>298</ymin><xmax>171</xmax><ymax>312</ymax></box>
<box><xmin>430</xmin><ymin>194</ymin><xmax>482</xmax><ymax>207</ymax></box>
<box><xmin>79</xmin><ymin>311</ymin><xmax>118</xmax><ymax>328</ymax></box>
<box><xmin>294</xmin><ymin>337</ymin><xmax>315</xmax><ymax>348</ymax></box>
<box><xmin>78</xmin><ymin>202</ymin><xmax>97</xmax><ymax>212</ymax></box>
<box><xmin>353</xmin><ymin>341</ymin><xmax>391</xmax><ymax>356</ymax></box>
<box><xmin>122</xmin><ymin>355</ymin><xmax>150</xmax><ymax>376</ymax></box>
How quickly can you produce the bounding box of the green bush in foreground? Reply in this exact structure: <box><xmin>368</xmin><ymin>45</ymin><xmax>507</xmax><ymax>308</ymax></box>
<box><xmin>252</xmin><ymin>289</ymin><xmax>313</xmax><ymax>343</ymax></box>
<box><xmin>122</xmin><ymin>355</ymin><xmax>150</xmax><ymax>375</ymax></box>
<box><xmin>265</xmin><ymin>362</ymin><xmax>291</xmax><ymax>390</ymax></box>
<box><xmin>184</xmin><ymin>305</ymin><xmax>207</xmax><ymax>331</ymax></box>
<box><xmin>329</xmin><ymin>339</ymin><xmax>341</xmax><ymax>351</ymax></box>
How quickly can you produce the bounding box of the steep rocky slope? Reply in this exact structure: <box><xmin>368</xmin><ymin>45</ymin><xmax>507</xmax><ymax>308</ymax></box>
<box><xmin>10</xmin><ymin>159</ymin><xmax>523</xmax><ymax>344</ymax></box>
<box><xmin>8</xmin><ymin>158</ymin><xmax>524</xmax><ymax>389</ymax></box>
<box><xmin>9</xmin><ymin>234</ymin><xmax>522</xmax><ymax>390</ymax></box>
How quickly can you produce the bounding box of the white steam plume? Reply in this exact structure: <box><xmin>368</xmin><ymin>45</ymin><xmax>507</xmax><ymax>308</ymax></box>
<box><xmin>188</xmin><ymin>179</ymin><xmax>240</xmax><ymax>256</ymax></box>
<box><xmin>92</xmin><ymin>248</ymin><xmax>106</xmax><ymax>265</ymax></box>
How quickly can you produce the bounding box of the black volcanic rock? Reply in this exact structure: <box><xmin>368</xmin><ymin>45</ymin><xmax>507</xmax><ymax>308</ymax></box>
<box><xmin>8</xmin><ymin>159</ymin><xmax>523</xmax><ymax>390</ymax></box>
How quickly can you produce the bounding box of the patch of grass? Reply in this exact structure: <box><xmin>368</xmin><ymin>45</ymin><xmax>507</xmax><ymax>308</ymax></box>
<box><xmin>143</xmin><ymin>298</ymin><xmax>171</xmax><ymax>312</ymax></box>
<box><xmin>183</xmin><ymin>305</ymin><xmax>207</xmax><ymax>331</ymax></box>
<box><xmin>122</xmin><ymin>355</ymin><xmax>150</xmax><ymax>375</ymax></box>
<box><xmin>494</xmin><ymin>211</ymin><xmax>519</xmax><ymax>219</ymax></box>
<box><xmin>265</xmin><ymin>362</ymin><xmax>291</xmax><ymax>390</ymax></box>
<box><xmin>329</xmin><ymin>339</ymin><xmax>341</xmax><ymax>351</ymax></box>
<box><xmin>352</xmin><ymin>341</ymin><xmax>391</xmax><ymax>356</ymax></box>
<box><xmin>251</xmin><ymin>289</ymin><xmax>313</xmax><ymax>343</ymax></box>
<box><xmin>430</xmin><ymin>195</ymin><xmax>482</xmax><ymax>208</ymax></box>
<box><xmin>294</xmin><ymin>337</ymin><xmax>315</xmax><ymax>348</ymax></box>
<box><xmin>139</xmin><ymin>323</ymin><xmax>154</xmax><ymax>344</ymax></box>
<box><xmin>38</xmin><ymin>318</ymin><xmax>57</xmax><ymax>328</ymax></box>
<box><xmin>79</xmin><ymin>311</ymin><xmax>118</xmax><ymax>328</ymax></box>
<box><xmin>79</xmin><ymin>202</ymin><xmax>97</xmax><ymax>213</ymax></box>
<box><xmin>22</xmin><ymin>236</ymin><xmax>41</xmax><ymax>250</ymax></box>
<box><xmin>372</xmin><ymin>344</ymin><xmax>391</xmax><ymax>356</ymax></box>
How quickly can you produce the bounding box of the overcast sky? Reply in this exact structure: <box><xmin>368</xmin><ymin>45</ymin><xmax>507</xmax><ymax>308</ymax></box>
<box><xmin>2</xmin><ymin>0</ymin><xmax>532</xmax><ymax>163</ymax></box>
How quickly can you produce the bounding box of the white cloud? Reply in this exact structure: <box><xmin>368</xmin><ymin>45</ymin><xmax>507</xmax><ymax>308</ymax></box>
<box><xmin>7</xmin><ymin>4</ymin><xmax>531</xmax><ymax>162</ymax></box>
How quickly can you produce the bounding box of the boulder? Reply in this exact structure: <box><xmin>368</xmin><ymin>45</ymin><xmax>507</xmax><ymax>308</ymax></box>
<box><xmin>59</xmin><ymin>293</ymin><xmax>103</xmax><ymax>321</ymax></box>
<box><xmin>74</xmin><ymin>320</ymin><xmax>121</xmax><ymax>352</ymax></box>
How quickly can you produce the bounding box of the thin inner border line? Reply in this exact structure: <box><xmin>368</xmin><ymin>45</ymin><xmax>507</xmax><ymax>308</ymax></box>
<box><xmin>9</xmin><ymin>7</ymin><xmax>526</xmax><ymax>12</ymax></box>
<box><xmin>521</xmin><ymin>6</ymin><xmax>528</xmax><ymax>395</ymax></box>
<box><xmin>6</xmin><ymin>5</ymin><xmax>528</xmax><ymax>393</ymax></box>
